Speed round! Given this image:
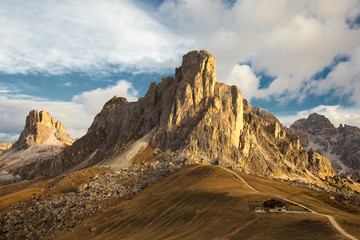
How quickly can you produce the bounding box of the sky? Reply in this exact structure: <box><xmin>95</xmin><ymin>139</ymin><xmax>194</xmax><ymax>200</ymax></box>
<box><xmin>1</xmin><ymin>0</ymin><xmax>360</xmax><ymax>143</ymax></box>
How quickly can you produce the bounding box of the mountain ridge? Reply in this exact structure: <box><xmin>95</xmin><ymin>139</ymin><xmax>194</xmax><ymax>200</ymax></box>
<box><xmin>23</xmin><ymin>50</ymin><xmax>335</xmax><ymax>184</ymax></box>
<box><xmin>290</xmin><ymin>113</ymin><xmax>360</xmax><ymax>180</ymax></box>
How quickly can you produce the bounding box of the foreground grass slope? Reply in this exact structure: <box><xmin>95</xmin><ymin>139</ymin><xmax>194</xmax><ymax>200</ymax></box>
<box><xmin>58</xmin><ymin>165</ymin><xmax>345</xmax><ymax>240</ymax></box>
<box><xmin>238</xmin><ymin>171</ymin><xmax>360</xmax><ymax>239</ymax></box>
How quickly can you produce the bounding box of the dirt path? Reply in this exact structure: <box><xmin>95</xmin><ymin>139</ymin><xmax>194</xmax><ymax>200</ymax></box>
<box><xmin>222</xmin><ymin>167</ymin><xmax>358</xmax><ymax>240</ymax></box>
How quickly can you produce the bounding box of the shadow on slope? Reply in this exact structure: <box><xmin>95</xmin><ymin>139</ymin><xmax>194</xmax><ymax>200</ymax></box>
<box><xmin>59</xmin><ymin>165</ymin><xmax>341</xmax><ymax>240</ymax></box>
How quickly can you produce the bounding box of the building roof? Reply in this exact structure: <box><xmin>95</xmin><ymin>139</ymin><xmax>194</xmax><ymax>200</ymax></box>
<box><xmin>263</xmin><ymin>199</ymin><xmax>286</xmax><ymax>208</ymax></box>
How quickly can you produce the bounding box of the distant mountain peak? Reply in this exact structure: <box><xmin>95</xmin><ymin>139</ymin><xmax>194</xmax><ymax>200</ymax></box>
<box><xmin>290</xmin><ymin>113</ymin><xmax>360</xmax><ymax>179</ymax></box>
<box><xmin>0</xmin><ymin>109</ymin><xmax>75</xmax><ymax>184</ymax></box>
<box><xmin>15</xmin><ymin>109</ymin><xmax>74</xmax><ymax>149</ymax></box>
<box><xmin>291</xmin><ymin>113</ymin><xmax>335</xmax><ymax>135</ymax></box>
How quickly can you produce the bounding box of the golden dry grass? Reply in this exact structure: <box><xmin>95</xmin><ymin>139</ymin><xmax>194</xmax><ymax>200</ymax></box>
<box><xmin>57</xmin><ymin>165</ymin><xmax>345</xmax><ymax>240</ymax></box>
<box><xmin>131</xmin><ymin>145</ymin><xmax>155</xmax><ymax>166</ymax></box>
<box><xmin>0</xmin><ymin>181</ymin><xmax>47</xmax><ymax>211</ymax></box>
<box><xmin>0</xmin><ymin>180</ymin><xmax>36</xmax><ymax>197</ymax></box>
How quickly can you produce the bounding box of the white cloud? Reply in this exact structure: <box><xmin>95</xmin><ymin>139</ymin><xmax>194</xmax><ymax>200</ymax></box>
<box><xmin>0</xmin><ymin>0</ymin><xmax>194</xmax><ymax>75</ymax></box>
<box><xmin>308</xmin><ymin>47</ymin><xmax>360</xmax><ymax>104</ymax></box>
<box><xmin>2</xmin><ymin>0</ymin><xmax>360</xmax><ymax>107</ymax></box>
<box><xmin>0</xmin><ymin>80</ymin><xmax>138</xmax><ymax>143</ymax></box>
<box><xmin>159</xmin><ymin>0</ymin><xmax>360</xmax><ymax>104</ymax></box>
<box><xmin>63</xmin><ymin>82</ymin><xmax>73</xmax><ymax>87</ymax></box>
<box><xmin>225</xmin><ymin>64</ymin><xmax>260</xmax><ymax>100</ymax></box>
<box><xmin>72</xmin><ymin>80</ymin><xmax>138</xmax><ymax>116</ymax></box>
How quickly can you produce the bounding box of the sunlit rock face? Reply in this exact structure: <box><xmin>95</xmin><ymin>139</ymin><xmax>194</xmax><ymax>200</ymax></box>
<box><xmin>0</xmin><ymin>142</ymin><xmax>12</xmax><ymax>156</ymax></box>
<box><xmin>25</xmin><ymin>50</ymin><xmax>335</xmax><ymax>182</ymax></box>
<box><xmin>15</xmin><ymin>109</ymin><xmax>73</xmax><ymax>149</ymax></box>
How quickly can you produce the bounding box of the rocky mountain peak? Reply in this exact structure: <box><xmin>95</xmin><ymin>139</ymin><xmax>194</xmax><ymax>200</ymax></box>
<box><xmin>34</xmin><ymin>50</ymin><xmax>334</xmax><ymax>183</ymax></box>
<box><xmin>290</xmin><ymin>113</ymin><xmax>360</xmax><ymax>179</ymax></box>
<box><xmin>15</xmin><ymin>109</ymin><xmax>74</xmax><ymax>149</ymax></box>
<box><xmin>26</xmin><ymin>110</ymin><xmax>57</xmax><ymax>131</ymax></box>
<box><xmin>291</xmin><ymin>113</ymin><xmax>336</xmax><ymax>135</ymax></box>
<box><xmin>307</xmin><ymin>113</ymin><xmax>335</xmax><ymax>128</ymax></box>
<box><xmin>179</xmin><ymin>50</ymin><xmax>216</xmax><ymax>104</ymax></box>
<box><xmin>85</xmin><ymin>50</ymin><xmax>243</xmax><ymax>166</ymax></box>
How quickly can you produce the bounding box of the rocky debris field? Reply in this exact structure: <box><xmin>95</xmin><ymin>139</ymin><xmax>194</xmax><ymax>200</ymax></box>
<box><xmin>276</xmin><ymin>177</ymin><xmax>360</xmax><ymax>208</ymax></box>
<box><xmin>0</xmin><ymin>160</ymin><xmax>182</xmax><ymax>240</ymax></box>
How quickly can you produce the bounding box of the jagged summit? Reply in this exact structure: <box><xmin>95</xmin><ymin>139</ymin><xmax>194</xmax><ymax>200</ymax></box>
<box><xmin>0</xmin><ymin>109</ymin><xmax>74</xmax><ymax>184</ymax></box>
<box><xmin>291</xmin><ymin>113</ymin><xmax>336</xmax><ymax>135</ymax></box>
<box><xmin>290</xmin><ymin>113</ymin><xmax>360</xmax><ymax>179</ymax></box>
<box><xmin>0</xmin><ymin>50</ymin><xmax>334</xmax><ymax>183</ymax></box>
<box><xmin>85</xmin><ymin>49</ymin><xmax>243</xmax><ymax>166</ymax></box>
<box><xmin>25</xmin><ymin>109</ymin><xmax>65</xmax><ymax>132</ymax></box>
<box><xmin>15</xmin><ymin>109</ymin><xmax>73</xmax><ymax>149</ymax></box>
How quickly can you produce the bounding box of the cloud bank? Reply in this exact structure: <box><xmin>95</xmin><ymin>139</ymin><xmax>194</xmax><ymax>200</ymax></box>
<box><xmin>0</xmin><ymin>0</ymin><xmax>193</xmax><ymax>75</ymax></box>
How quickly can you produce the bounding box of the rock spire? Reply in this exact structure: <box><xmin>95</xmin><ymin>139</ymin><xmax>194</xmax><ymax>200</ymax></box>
<box><xmin>15</xmin><ymin>109</ymin><xmax>74</xmax><ymax>149</ymax></box>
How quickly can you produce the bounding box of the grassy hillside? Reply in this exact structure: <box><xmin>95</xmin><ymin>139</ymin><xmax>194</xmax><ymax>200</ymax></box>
<box><xmin>58</xmin><ymin>165</ymin><xmax>345</xmax><ymax>240</ymax></box>
<box><xmin>238</xmin><ymin>171</ymin><xmax>360</xmax><ymax>239</ymax></box>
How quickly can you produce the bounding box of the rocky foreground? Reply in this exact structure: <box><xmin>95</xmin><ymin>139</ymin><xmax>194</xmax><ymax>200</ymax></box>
<box><xmin>0</xmin><ymin>159</ymin><xmax>180</xmax><ymax>240</ymax></box>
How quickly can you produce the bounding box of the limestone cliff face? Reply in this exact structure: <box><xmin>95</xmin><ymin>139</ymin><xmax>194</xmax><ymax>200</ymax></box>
<box><xmin>238</xmin><ymin>101</ymin><xmax>335</xmax><ymax>179</ymax></box>
<box><xmin>63</xmin><ymin>50</ymin><xmax>243</xmax><ymax>169</ymax></box>
<box><xmin>291</xmin><ymin>113</ymin><xmax>360</xmax><ymax>178</ymax></box>
<box><xmin>39</xmin><ymin>50</ymin><xmax>334</xmax><ymax>182</ymax></box>
<box><xmin>15</xmin><ymin>110</ymin><xmax>73</xmax><ymax>149</ymax></box>
<box><xmin>307</xmin><ymin>150</ymin><xmax>335</xmax><ymax>179</ymax></box>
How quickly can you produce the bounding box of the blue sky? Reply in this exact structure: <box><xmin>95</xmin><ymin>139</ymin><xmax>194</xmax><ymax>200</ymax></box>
<box><xmin>1</xmin><ymin>0</ymin><xmax>360</xmax><ymax>142</ymax></box>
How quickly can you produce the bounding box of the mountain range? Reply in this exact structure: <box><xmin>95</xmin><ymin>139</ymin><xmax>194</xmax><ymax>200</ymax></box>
<box><xmin>291</xmin><ymin>113</ymin><xmax>360</xmax><ymax>180</ymax></box>
<box><xmin>0</xmin><ymin>50</ymin><xmax>337</xmax><ymax>184</ymax></box>
<box><xmin>0</xmin><ymin>50</ymin><xmax>359</xmax><ymax>240</ymax></box>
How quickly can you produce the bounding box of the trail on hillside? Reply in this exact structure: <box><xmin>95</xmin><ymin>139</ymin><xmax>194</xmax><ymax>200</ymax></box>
<box><xmin>221</xmin><ymin>167</ymin><xmax>358</xmax><ymax>240</ymax></box>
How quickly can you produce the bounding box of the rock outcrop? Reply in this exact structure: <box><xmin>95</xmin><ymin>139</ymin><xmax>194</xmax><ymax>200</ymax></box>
<box><xmin>290</xmin><ymin>113</ymin><xmax>360</xmax><ymax>179</ymax></box>
<box><xmin>15</xmin><ymin>110</ymin><xmax>73</xmax><ymax>149</ymax></box>
<box><xmin>0</xmin><ymin>142</ymin><xmax>12</xmax><ymax>157</ymax></box>
<box><xmin>33</xmin><ymin>50</ymin><xmax>334</xmax><ymax>182</ymax></box>
<box><xmin>0</xmin><ymin>110</ymin><xmax>74</xmax><ymax>184</ymax></box>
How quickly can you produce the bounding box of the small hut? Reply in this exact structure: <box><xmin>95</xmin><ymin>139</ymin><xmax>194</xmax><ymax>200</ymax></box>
<box><xmin>263</xmin><ymin>199</ymin><xmax>286</xmax><ymax>212</ymax></box>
